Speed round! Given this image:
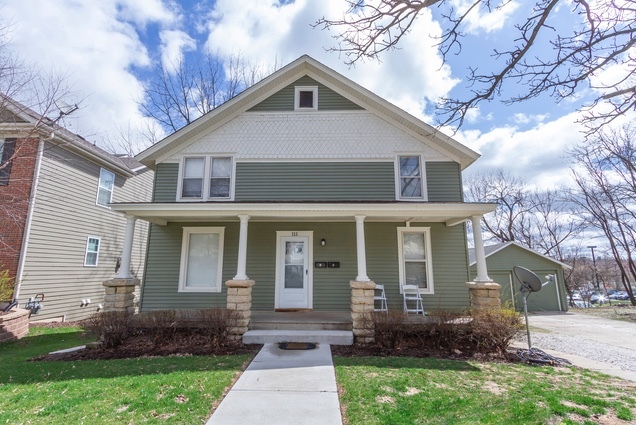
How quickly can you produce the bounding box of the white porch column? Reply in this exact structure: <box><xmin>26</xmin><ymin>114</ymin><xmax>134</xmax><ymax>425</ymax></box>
<box><xmin>115</xmin><ymin>215</ymin><xmax>136</xmax><ymax>279</ymax></box>
<box><xmin>233</xmin><ymin>214</ymin><xmax>250</xmax><ymax>280</ymax></box>
<box><xmin>471</xmin><ymin>215</ymin><xmax>491</xmax><ymax>282</ymax></box>
<box><xmin>354</xmin><ymin>215</ymin><xmax>370</xmax><ymax>281</ymax></box>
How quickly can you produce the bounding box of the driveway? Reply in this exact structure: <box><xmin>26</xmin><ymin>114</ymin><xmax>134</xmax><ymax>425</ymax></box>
<box><xmin>516</xmin><ymin>312</ymin><xmax>636</xmax><ymax>382</ymax></box>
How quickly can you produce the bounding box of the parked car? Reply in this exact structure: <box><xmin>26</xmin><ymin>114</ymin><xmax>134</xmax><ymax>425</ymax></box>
<box><xmin>609</xmin><ymin>291</ymin><xmax>630</xmax><ymax>300</ymax></box>
<box><xmin>590</xmin><ymin>291</ymin><xmax>608</xmax><ymax>305</ymax></box>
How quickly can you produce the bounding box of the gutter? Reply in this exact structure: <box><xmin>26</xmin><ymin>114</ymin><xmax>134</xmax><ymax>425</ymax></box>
<box><xmin>14</xmin><ymin>138</ymin><xmax>44</xmax><ymax>301</ymax></box>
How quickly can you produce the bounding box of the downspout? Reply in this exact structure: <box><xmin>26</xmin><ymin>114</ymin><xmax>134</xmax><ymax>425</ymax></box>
<box><xmin>14</xmin><ymin>138</ymin><xmax>45</xmax><ymax>301</ymax></box>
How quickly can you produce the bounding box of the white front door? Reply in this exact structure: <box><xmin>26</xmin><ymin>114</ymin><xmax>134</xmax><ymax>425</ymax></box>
<box><xmin>276</xmin><ymin>232</ymin><xmax>312</xmax><ymax>309</ymax></box>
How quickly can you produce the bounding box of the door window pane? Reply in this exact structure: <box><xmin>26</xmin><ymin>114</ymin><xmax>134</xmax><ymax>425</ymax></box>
<box><xmin>284</xmin><ymin>241</ymin><xmax>305</xmax><ymax>288</ymax></box>
<box><xmin>285</xmin><ymin>265</ymin><xmax>304</xmax><ymax>288</ymax></box>
<box><xmin>182</xmin><ymin>158</ymin><xmax>204</xmax><ymax>198</ymax></box>
<box><xmin>185</xmin><ymin>233</ymin><xmax>220</xmax><ymax>288</ymax></box>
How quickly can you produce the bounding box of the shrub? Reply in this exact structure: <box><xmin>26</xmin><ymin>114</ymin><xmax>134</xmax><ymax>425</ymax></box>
<box><xmin>194</xmin><ymin>308</ymin><xmax>240</xmax><ymax>349</ymax></box>
<box><xmin>419</xmin><ymin>310</ymin><xmax>470</xmax><ymax>351</ymax></box>
<box><xmin>373</xmin><ymin>311</ymin><xmax>408</xmax><ymax>348</ymax></box>
<box><xmin>84</xmin><ymin>311</ymin><xmax>134</xmax><ymax>348</ymax></box>
<box><xmin>0</xmin><ymin>267</ymin><xmax>15</xmax><ymax>301</ymax></box>
<box><xmin>468</xmin><ymin>307</ymin><xmax>523</xmax><ymax>353</ymax></box>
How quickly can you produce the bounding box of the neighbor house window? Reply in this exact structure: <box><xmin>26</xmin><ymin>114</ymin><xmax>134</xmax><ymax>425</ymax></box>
<box><xmin>0</xmin><ymin>138</ymin><xmax>16</xmax><ymax>186</ymax></box>
<box><xmin>96</xmin><ymin>168</ymin><xmax>115</xmax><ymax>207</ymax></box>
<box><xmin>181</xmin><ymin>157</ymin><xmax>205</xmax><ymax>198</ymax></box>
<box><xmin>210</xmin><ymin>157</ymin><xmax>232</xmax><ymax>198</ymax></box>
<box><xmin>294</xmin><ymin>86</ymin><xmax>318</xmax><ymax>110</ymax></box>
<box><xmin>397</xmin><ymin>227</ymin><xmax>434</xmax><ymax>294</ymax></box>
<box><xmin>84</xmin><ymin>237</ymin><xmax>101</xmax><ymax>266</ymax></box>
<box><xmin>178</xmin><ymin>156</ymin><xmax>234</xmax><ymax>201</ymax></box>
<box><xmin>179</xmin><ymin>227</ymin><xmax>225</xmax><ymax>292</ymax></box>
<box><xmin>397</xmin><ymin>155</ymin><xmax>424</xmax><ymax>200</ymax></box>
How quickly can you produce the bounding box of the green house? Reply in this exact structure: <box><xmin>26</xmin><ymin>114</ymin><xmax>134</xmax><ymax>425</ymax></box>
<box><xmin>469</xmin><ymin>242</ymin><xmax>570</xmax><ymax>312</ymax></box>
<box><xmin>110</xmin><ymin>56</ymin><xmax>498</xmax><ymax>337</ymax></box>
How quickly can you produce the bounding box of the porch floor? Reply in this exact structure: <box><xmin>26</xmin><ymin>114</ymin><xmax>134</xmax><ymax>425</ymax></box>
<box><xmin>249</xmin><ymin>311</ymin><xmax>352</xmax><ymax>331</ymax></box>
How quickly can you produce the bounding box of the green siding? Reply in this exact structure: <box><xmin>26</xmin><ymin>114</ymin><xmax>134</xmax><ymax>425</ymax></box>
<box><xmin>248</xmin><ymin>76</ymin><xmax>364</xmax><ymax>111</ymax></box>
<box><xmin>141</xmin><ymin>221</ymin><xmax>471</xmax><ymax>312</ymax></box>
<box><xmin>153</xmin><ymin>163</ymin><xmax>178</xmax><ymax>202</ymax></box>
<box><xmin>470</xmin><ymin>244</ymin><xmax>568</xmax><ymax>311</ymax></box>
<box><xmin>426</xmin><ymin>162</ymin><xmax>463</xmax><ymax>202</ymax></box>
<box><xmin>235</xmin><ymin>162</ymin><xmax>395</xmax><ymax>201</ymax></box>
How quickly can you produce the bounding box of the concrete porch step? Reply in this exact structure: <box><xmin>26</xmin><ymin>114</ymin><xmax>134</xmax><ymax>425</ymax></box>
<box><xmin>242</xmin><ymin>330</ymin><xmax>354</xmax><ymax>346</ymax></box>
<box><xmin>248</xmin><ymin>311</ymin><xmax>352</xmax><ymax>331</ymax></box>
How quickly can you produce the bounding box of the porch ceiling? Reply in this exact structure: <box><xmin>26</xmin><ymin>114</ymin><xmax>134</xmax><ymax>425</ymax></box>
<box><xmin>110</xmin><ymin>201</ymin><xmax>496</xmax><ymax>226</ymax></box>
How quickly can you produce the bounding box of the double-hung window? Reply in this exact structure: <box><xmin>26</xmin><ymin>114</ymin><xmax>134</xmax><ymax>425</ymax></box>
<box><xmin>0</xmin><ymin>138</ymin><xmax>16</xmax><ymax>186</ymax></box>
<box><xmin>179</xmin><ymin>156</ymin><xmax>234</xmax><ymax>201</ymax></box>
<box><xmin>397</xmin><ymin>227</ymin><xmax>434</xmax><ymax>294</ymax></box>
<box><xmin>84</xmin><ymin>236</ymin><xmax>101</xmax><ymax>266</ymax></box>
<box><xmin>96</xmin><ymin>168</ymin><xmax>115</xmax><ymax>207</ymax></box>
<box><xmin>210</xmin><ymin>157</ymin><xmax>232</xmax><ymax>198</ymax></box>
<box><xmin>397</xmin><ymin>155</ymin><xmax>425</xmax><ymax>200</ymax></box>
<box><xmin>179</xmin><ymin>227</ymin><xmax>225</xmax><ymax>292</ymax></box>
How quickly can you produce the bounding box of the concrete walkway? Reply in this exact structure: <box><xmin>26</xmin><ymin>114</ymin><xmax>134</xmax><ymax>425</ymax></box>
<box><xmin>206</xmin><ymin>343</ymin><xmax>342</xmax><ymax>425</ymax></box>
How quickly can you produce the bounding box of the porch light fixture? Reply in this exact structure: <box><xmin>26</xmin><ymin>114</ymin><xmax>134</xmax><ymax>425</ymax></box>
<box><xmin>321</xmin><ymin>238</ymin><xmax>326</xmax><ymax>246</ymax></box>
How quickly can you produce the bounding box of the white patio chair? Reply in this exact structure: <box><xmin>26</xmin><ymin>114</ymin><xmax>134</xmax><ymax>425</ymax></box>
<box><xmin>402</xmin><ymin>284</ymin><xmax>424</xmax><ymax>315</ymax></box>
<box><xmin>374</xmin><ymin>284</ymin><xmax>388</xmax><ymax>312</ymax></box>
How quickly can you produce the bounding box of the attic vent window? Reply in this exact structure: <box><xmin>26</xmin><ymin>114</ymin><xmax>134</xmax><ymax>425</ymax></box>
<box><xmin>295</xmin><ymin>86</ymin><xmax>318</xmax><ymax>111</ymax></box>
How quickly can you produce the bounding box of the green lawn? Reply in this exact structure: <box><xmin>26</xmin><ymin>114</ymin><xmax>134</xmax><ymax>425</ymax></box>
<box><xmin>335</xmin><ymin>356</ymin><xmax>636</xmax><ymax>425</ymax></box>
<box><xmin>0</xmin><ymin>327</ymin><xmax>251</xmax><ymax>424</ymax></box>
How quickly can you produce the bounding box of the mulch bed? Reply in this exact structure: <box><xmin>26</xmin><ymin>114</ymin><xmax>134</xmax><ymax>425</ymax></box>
<box><xmin>30</xmin><ymin>325</ymin><xmax>260</xmax><ymax>362</ymax></box>
<box><xmin>29</xmin><ymin>322</ymin><xmax>514</xmax><ymax>363</ymax></box>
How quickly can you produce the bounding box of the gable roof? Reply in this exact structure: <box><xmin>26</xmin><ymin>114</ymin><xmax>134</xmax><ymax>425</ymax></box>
<box><xmin>468</xmin><ymin>241</ymin><xmax>572</xmax><ymax>269</ymax></box>
<box><xmin>136</xmin><ymin>55</ymin><xmax>480</xmax><ymax>170</ymax></box>
<box><xmin>0</xmin><ymin>94</ymin><xmax>143</xmax><ymax>177</ymax></box>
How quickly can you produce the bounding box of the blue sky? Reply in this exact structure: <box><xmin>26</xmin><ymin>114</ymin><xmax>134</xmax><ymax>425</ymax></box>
<box><xmin>2</xmin><ymin>0</ymin><xmax>629</xmax><ymax>189</ymax></box>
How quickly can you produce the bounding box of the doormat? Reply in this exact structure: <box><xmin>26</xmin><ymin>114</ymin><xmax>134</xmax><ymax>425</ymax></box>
<box><xmin>278</xmin><ymin>342</ymin><xmax>317</xmax><ymax>350</ymax></box>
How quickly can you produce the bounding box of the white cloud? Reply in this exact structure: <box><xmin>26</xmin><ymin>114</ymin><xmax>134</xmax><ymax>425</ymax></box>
<box><xmin>449</xmin><ymin>0</ymin><xmax>520</xmax><ymax>33</ymax></box>
<box><xmin>2</xmin><ymin>0</ymin><xmax>179</xmax><ymax>151</ymax></box>
<box><xmin>458</xmin><ymin>113</ymin><xmax>585</xmax><ymax>189</ymax></box>
<box><xmin>202</xmin><ymin>0</ymin><xmax>458</xmax><ymax>121</ymax></box>
<box><xmin>159</xmin><ymin>29</ymin><xmax>196</xmax><ymax>70</ymax></box>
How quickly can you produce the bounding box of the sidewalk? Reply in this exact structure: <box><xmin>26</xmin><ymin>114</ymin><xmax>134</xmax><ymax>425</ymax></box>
<box><xmin>206</xmin><ymin>343</ymin><xmax>343</xmax><ymax>425</ymax></box>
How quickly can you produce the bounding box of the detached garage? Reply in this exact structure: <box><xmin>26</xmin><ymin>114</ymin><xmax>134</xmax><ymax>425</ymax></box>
<box><xmin>469</xmin><ymin>242</ymin><xmax>570</xmax><ymax>312</ymax></box>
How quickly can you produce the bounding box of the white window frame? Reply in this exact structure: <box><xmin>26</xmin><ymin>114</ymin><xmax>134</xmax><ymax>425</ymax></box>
<box><xmin>178</xmin><ymin>227</ymin><xmax>225</xmax><ymax>293</ymax></box>
<box><xmin>84</xmin><ymin>236</ymin><xmax>101</xmax><ymax>267</ymax></box>
<box><xmin>294</xmin><ymin>86</ymin><xmax>318</xmax><ymax>111</ymax></box>
<box><xmin>395</xmin><ymin>154</ymin><xmax>427</xmax><ymax>201</ymax></box>
<box><xmin>96</xmin><ymin>168</ymin><xmax>115</xmax><ymax>207</ymax></box>
<box><xmin>397</xmin><ymin>227</ymin><xmax>434</xmax><ymax>294</ymax></box>
<box><xmin>177</xmin><ymin>156</ymin><xmax>235</xmax><ymax>202</ymax></box>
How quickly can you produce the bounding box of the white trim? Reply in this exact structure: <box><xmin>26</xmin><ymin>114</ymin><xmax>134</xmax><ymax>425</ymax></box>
<box><xmin>96</xmin><ymin>167</ymin><xmax>115</xmax><ymax>208</ymax></box>
<box><xmin>176</xmin><ymin>155</ymin><xmax>235</xmax><ymax>202</ymax></box>
<box><xmin>14</xmin><ymin>139</ymin><xmax>44</xmax><ymax>300</ymax></box>
<box><xmin>84</xmin><ymin>236</ymin><xmax>101</xmax><ymax>267</ymax></box>
<box><xmin>397</xmin><ymin>227</ymin><xmax>434</xmax><ymax>294</ymax></box>
<box><xmin>395</xmin><ymin>154</ymin><xmax>427</xmax><ymax>201</ymax></box>
<box><xmin>470</xmin><ymin>241</ymin><xmax>573</xmax><ymax>270</ymax></box>
<box><xmin>294</xmin><ymin>86</ymin><xmax>318</xmax><ymax>111</ymax></box>
<box><xmin>178</xmin><ymin>227</ymin><xmax>225</xmax><ymax>293</ymax></box>
<box><xmin>274</xmin><ymin>231</ymin><xmax>313</xmax><ymax>309</ymax></box>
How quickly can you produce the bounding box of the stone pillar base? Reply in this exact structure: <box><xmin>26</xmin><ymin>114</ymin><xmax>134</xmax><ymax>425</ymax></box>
<box><xmin>226</xmin><ymin>279</ymin><xmax>255</xmax><ymax>341</ymax></box>
<box><xmin>0</xmin><ymin>308</ymin><xmax>30</xmax><ymax>342</ymax></box>
<box><xmin>465</xmin><ymin>281</ymin><xmax>502</xmax><ymax>309</ymax></box>
<box><xmin>102</xmin><ymin>278</ymin><xmax>140</xmax><ymax>313</ymax></box>
<box><xmin>350</xmin><ymin>280</ymin><xmax>375</xmax><ymax>344</ymax></box>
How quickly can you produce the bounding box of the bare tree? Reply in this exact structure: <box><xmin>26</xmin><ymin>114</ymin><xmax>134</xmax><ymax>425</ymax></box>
<box><xmin>465</xmin><ymin>169</ymin><xmax>582</xmax><ymax>255</ymax></box>
<box><xmin>139</xmin><ymin>52</ymin><xmax>280</xmax><ymax>135</ymax></box>
<box><xmin>568</xmin><ymin>124</ymin><xmax>636</xmax><ymax>305</ymax></box>
<box><xmin>315</xmin><ymin>0</ymin><xmax>636</xmax><ymax>135</ymax></box>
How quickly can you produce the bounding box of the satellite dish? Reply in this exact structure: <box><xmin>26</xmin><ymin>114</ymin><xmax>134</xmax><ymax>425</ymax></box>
<box><xmin>513</xmin><ymin>266</ymin><xmax>542</xmax><ymax>293</ymax></box>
